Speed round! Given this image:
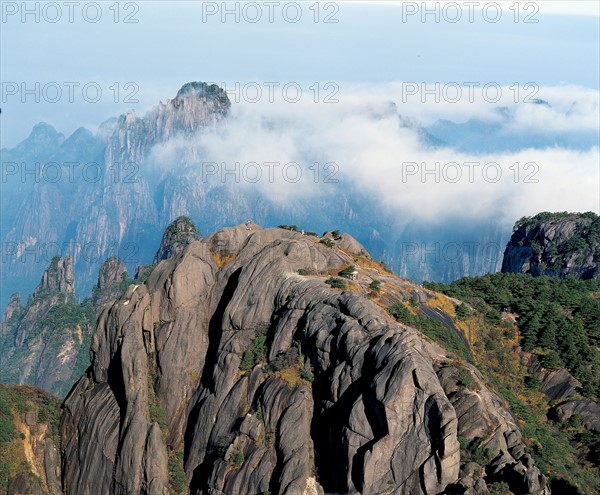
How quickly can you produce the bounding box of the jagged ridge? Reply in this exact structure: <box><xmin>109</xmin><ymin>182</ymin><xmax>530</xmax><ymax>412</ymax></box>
<box><xmin>60</xmin><ymin>224</ymin><xmax>549</xmax><ymax>495</ymax></box>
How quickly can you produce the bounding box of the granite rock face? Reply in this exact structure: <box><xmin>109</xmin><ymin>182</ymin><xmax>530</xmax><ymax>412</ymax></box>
<box><xmin>0</xmin><ymin>384</ymin><xmax>62</xmax><ymax>495</ymax></box>
<box><xmin>0</xmin><ymin>257</ymin><xmax>93</xmax><ymax>396</ymax></box>
<box><xmin>436</xmin><ymin>365</ymin><xmax>550</xmax><ymax>495</ymax></box>
<box><xmin>520</xmin><ymin>350</ymin><xmax>582</xmax><ymax>401</ymax></box>
<box><xmin>94</xmin><ymin>257</ymin><xmax>129</xmax><ymax>308</ymax></box>
<box><xmin>553</xmin><ymin>399</ymin><xmax>600</xmax><ymax>433</ymax></box>
<box><xmin>38</xmin><ymin>257</ymin><xmax>75</xmax><ymax>295</ymax></box>
<box><xmin>502</xmin><ymin>212</ymin><xmax>600</xmax><ymax>279</ymax></box>
<box><xmin>153</xmin><ymin>216</ymin><xmax>202</xmax><ymax>263</ymax></box>
<box><xmin>60</xmin><ymin>225</ymin><xmax>549</xmax><ymax>495</ymax></box>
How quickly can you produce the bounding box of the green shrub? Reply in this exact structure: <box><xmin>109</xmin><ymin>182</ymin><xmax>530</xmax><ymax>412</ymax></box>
<box><xmin>388</xmin><ymin>303</ymin><xmax>415</xmax><ymax>324</ymax></box>
<box><xmin>168</xmin><ymin>449</ymin><xmax>186</xmax><ymax>495</ymax></box>
<box><xmin>455</xmin><ymin>303</ymin><xmax>470</xmax><ymax>320</ymax></box>
<box><xmin>239</xmin><ymin>333</ymin><xmax>268</xmax><ymax>372</ymax></box>
<box><xmin>300</xmin><ymin>367</ymin><xmax>314</xmax><ymax>383</ymax></box>
<box><xmin>325</xmin><ymin>277</ymin><xmax>346</xmax><ymax>290</ymax></box>
<box><xmin>0</xmin><ymin>394</ymin><xmax>17</xmax><ymax>445</ymax></box>
<box><xmin>148</xmin><ymin>395</ymin><xmax>169</xmax><ymax>436</ymax></box>
<box><xmin>320</xmin><ymin>238</ymin><xmax>335</xmax><ymax>248</ymax></box>
<box><xmin>524</xmin><ymin>374</ymin><xmax>542</xmax><ymax>390</ymax></box>
<box><xmin>240</xmin><ymin>350</ymin><xmax>255</xmax><ymax>372</ymax></box>
<box><xmin>269</xmin><ymin>347</ymin><xmax>300</xmax><ymax>372</ymax></box>
<box><xmin>297</xmin><ymin>268</ymin><xmax>310</xmax><ymax>276</ymax></box>
<box><xmin>488</xmin><ymin>481</ymin><xmax>512</xmax><ymax>495</ymax></box>
<box><xmin>542</xmin><ymin>350</ymin><xmax>563</xmax><ymax>370</ymax></box>
<box><xmin>369</xmin><ymin>280</ymin><xmax>381</xmax><ymax>292</ymax></box>
<box><xmin>339</xmin><ymin>266</ymin><xmax>356</xmax><ymax>279</ymax></box>
<box><xmin>231</xmin><ymin>450</ymin><xmax>245</xmax><ymax>470</ymax></box>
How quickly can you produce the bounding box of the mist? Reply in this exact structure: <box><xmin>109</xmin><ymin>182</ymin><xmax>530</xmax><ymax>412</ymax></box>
<box><xmin>145</xmin><ymin>83</ymin><xmax>600</xmax><ymax>231</ymax></box>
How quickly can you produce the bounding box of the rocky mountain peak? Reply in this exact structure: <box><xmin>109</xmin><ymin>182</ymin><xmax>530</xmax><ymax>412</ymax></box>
<box><xmin>97</xmin><ymin>257</ymin><xmax>128</xmax><ymax>290</ymax></box>
<box><xmin>154</xmin><ymin>81</ymin><xmax>231</xmax><ymax>134</ymax></box>
<box><xmin>105</xmin><ymin>81</ymin><xmax>230</xmax><ymax>166</ymax></box>
<box><xmin>0</xmin><ymin>255</ymin><xmax>92</xmax><ymax>396</ymax></box>
<box><xmin>93</xmin><ymin>257</ymin><xmax>129</xmax><ymax>308</ymax></box>
<box><xmin>61</xmin><ymin>224</ymin><xmax>550</xmax><ymax>495</ymax></box>
<box><xmin>4</xmin><ymin>121</ymin><xmax>65</xmax><ymax>160</ymax></box>
<box><xmin>175</xmin><ymin>81</ymin><xmax>230</xmax><ymax>107</ymax></box>
<box><xmin>1</xmin><ymin>293</ymin><xmax>22</xmax><ymax>323</ymax></box>
<box><xmin>36</xmin><ymin>256</ymin><xmax>75</xmax><ymax>295</ymax></box>
<box><xmin>28</xmin><ymin>122</ymin><xmax>64</xmax><ymax>144</ymax></box>
<box><xmin>153</xmin><ymin>215</ymin><xmax>202</xmax><ymax>263</ymax></box>
<box><xmin>502</xmin><ymin>211</ymin><xmax>600</xmax><ymax>279</ymax></box>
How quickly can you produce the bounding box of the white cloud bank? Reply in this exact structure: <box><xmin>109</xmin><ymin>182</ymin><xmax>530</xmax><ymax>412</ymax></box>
<box><xmin>147</xmin><ymin>84</ymin><xmax>599</xmax><ymax>229</ymax></box>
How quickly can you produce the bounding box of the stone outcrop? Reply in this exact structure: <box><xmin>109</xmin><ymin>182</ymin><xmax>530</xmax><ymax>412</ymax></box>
<box><xmin>60</xmin><ymin>225</ymin><xmax>549</xmax><ymax>495</ymax></box>
<box><xmin>93</xmin><ymin>257</ymin><xmax>129</xmax><ymax>308</ymax></box>
<box><xmin>153</xmin><ymin>216</ymin><xmax>202</xmax><ymax>263</ymax></box>
<box><xmin>502</xmin><ymin>212</ymin><xmax>600</xmax><ymax>279</ymax></box>
<box><xmin>552</xmin><ymin>399</ymin><xmax>600</xmax><ymax>433</ymax></box>
<box><xmin>97</xmin><ymin>257</ymin><xmax>128</xmax><ymax>289</ymax></box>
<box><xmin>37</xmin><ymin>257</ymin><xmax>75</xmax><ymax>296</ymax></box>
<box><xmin>436</xmin><ymin>365</ymin><xmax>549</xmax><ymax>495</ymax></box>
<box><xmin>0</xmin><ymin>257</ymin><xmax>93</xmax><ymax>397</ymax></box>
<box><xmin>0</xmin><ymin>384</ymin><xmax>62</xmax><ymax>495</ymax></box>
<box><xmin>0</xmin><ymin>293</ymin><xmax>23</xmax><ymax>352</ymax></box>
<box><xmin>520</xmin><ymin>350</ymin><xmax>582</xmax><ymax>400</ymax></box>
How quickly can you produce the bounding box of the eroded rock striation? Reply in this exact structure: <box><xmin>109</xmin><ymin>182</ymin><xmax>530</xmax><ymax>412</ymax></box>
<box><xmin>61</xmin><ymin>225</ymin><xmax>549</xmax><ymax>494</ymax></box>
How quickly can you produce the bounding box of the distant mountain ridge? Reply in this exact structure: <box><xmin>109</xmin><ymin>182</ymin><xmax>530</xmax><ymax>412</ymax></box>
<box><xmin>425</xmin><ymin>104</ymin><xmax>600</xmax><ymax>153</ymax></box>
<box><xmin>0</xmin><ymin>82</ymin><xmax>230</xmax><ymax>309</ymax></box>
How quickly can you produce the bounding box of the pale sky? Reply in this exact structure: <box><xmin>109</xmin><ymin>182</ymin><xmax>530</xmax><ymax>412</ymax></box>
<box><xmin>1</xmin><ymin>1</ymin><xmax>599</xmax><ymax>146</ymax></box>
<box><xmin>368</xmin><ymin>1</ymin><xmax>600</xmax><ymax>17</ymax></box>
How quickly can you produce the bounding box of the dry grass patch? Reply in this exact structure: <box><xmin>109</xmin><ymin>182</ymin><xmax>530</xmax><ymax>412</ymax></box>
<box><xmin>212</xmin><ymin>251</ymin><xmax>237</xmax><ymax>268</ymax></box>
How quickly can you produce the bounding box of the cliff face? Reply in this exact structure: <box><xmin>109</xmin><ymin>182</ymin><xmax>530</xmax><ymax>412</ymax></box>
<box><xmin>0</xmin><ymin>384</ymin><xmax>62</xmax><ymax>495</ymax></box>
<box><xmin>0</xmin><ymin>83</ymin><xmax>231</xmax><ymax>310</ymax></box>
<box><xmin>93</xmin><ymin>257</ymin><xmax>129</xmax><ymax>308</ymax></box>
<box><xmin>0</xmin><ymin>257</ymin><xmax>93</xmax><ymax>397</ymax></box>
<box><xmin>0</xmin><ymin>229</ymin><xmax>195</xmax><ymax>400</ymax></box>
<box><xmin>502</xmin><ymin>212</ymin><xmax>600</xmax><ymax>279</ymax></box>
<box><xmin>37</xmin><ymin>257</ymin><xmax>75</xmax><ymax>295</ymax></box>
<box><xmin>60</xmin><ymin>225</ymin><xmax>548</xmax><ymax>495</ymax></box>
<box><xmin>153</xmin><ymin>216</ymin><xmax>202</xmax><ymax>264</ymax></box>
